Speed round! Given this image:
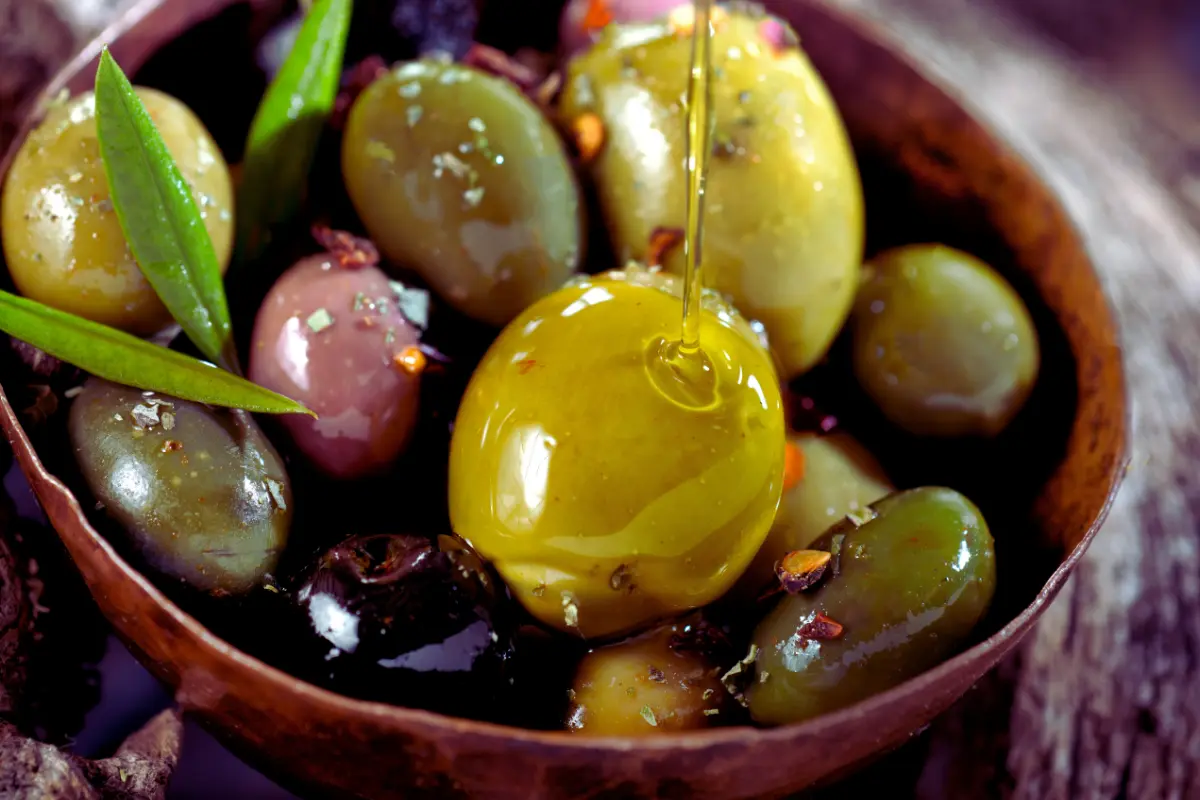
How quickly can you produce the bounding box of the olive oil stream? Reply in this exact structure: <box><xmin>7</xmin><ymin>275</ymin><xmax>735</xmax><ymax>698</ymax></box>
<box><xmin>647</xmin><ymin>0</ymin><xmax>718</xmax><ymax>409</ymax></box>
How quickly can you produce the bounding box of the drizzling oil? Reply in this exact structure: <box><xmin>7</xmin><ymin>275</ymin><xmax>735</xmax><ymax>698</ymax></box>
<box><xmin>646</xmin><ymin>0</ymin><xmax>718</xmax><ymax>408</ymax></box>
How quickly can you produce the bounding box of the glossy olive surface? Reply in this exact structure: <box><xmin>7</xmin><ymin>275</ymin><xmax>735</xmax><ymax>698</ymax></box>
<box><xmin>1</xmin><ymin>88</ymin><xmax>234</xmax><ymax>335</ymax></box>
<box><xmin>746</xmin><ymin>486</ymin><xmax>996</xmax><ymax>726</ymax></box>
<box><xmin>566</xmin><ymin>619</ymin><xmax>726</xmax><ymax>735</ymax></box>
<box><xmin>342</xmin><ymin>59</ymin><xmax>583</xmax><ymax>327</ymax></box>
<box><xmin>67</xmin><ymin>378</ymin><xmax>291</xmax><ymax>595</ymax></box>
<box><xmin>248</xmin><ymin>254</ymin><xmax>423</xmax><ymax>479</ymax></box>
<box><xmin>291</xmin><ymin>533</ymin><xmax>516</xmax><ymax>717</ymax></box>
<box><xmin>735</xmin><ymin>430</ymin><xmax>894</xmax><ymax>598</ymax></box>
<box><xmin>851</xmin><ymin>244</ymin><xmax>1041</xmax><ymax>437</ymax></box>
<box><xmin>448</xmin><ymin>266</ymin><xmax>785</xmax><ymax>639</ymax></box>
<box><xmin>559</xmin><ymin>8</ymin><xmax>864</xmax><ymax>379</ymax></box>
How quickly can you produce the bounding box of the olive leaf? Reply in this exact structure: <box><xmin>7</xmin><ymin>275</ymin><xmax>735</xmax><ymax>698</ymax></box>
<box><xmin>0</xmin><ymin>291</ymin><xmax>312</xmax><ymax>416</ymax></box>
<box><xmin>94</xmin><ymin>48</ymin><xmax>236</xmax><ymax>372</ymax></box>
<box><xmin>236</xmin><ymin>0</ymin><xmax>353</xmax><ymax>262</ymax></box>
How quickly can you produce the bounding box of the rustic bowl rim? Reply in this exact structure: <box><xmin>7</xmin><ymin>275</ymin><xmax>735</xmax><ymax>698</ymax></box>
<box><xmin>0</xmin><ymin>0</ymin><xmax>1130</xmax><ymax>757</ymax></box>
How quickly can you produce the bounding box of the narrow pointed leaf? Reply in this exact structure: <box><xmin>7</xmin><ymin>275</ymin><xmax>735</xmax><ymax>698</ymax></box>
<box><xmin>0</xmin><ymin>291</ymin><xmax>312</xmax><ymax>416</ymax></box>
<box><xmin>237</xmin><ymin>0</ymin><xmax>353</xmax><ymax>262</ymax></box>
<box><xmin>94</xmin><ymin>48</ymin><xmax>236</xmax><ymax>370</ymax></box>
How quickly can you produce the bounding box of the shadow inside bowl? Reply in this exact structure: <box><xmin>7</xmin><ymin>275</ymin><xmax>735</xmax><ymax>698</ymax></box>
<box><xmin>0</xmin><ymin>0</ymin><xmax>1127</xmax><ymax>798</ymax></box>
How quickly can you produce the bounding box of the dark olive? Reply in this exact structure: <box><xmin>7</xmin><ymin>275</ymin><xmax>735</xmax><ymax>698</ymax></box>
<box><xmin>566</xmin><ymin>618</ymin><xmax>728</xmax><ymax>735</ymax></box>
<box><xmin>292</xmin><ymin>533</ymin><xmax>516</xmax><ymax>716</ymax></box>
<box><xmin>67</xmin><ymin>378</ymin><xmax>291</xmax><ymax>596</ymax></box>
<box><xmin>851</xmin><ymin>244</ymin><xmax>1041</xmax><ymax>437</ymax></box>
<box><xmin>746</xmin><ymin>486</ymin><xmax>996</xmax><ymax>726</ymax></box>
<box><xmin>342</xmin><ymin>59</ymin><xmax>584</xmax><ymax>327</ymax></box>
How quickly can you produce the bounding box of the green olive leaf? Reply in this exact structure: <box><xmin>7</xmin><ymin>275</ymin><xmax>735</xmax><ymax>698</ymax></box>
<box><xmin>0</xmin><ymin>291</ymin><xmax>313</xmax><ymax>416</ymax></box>
<box><xmin>94</xmin><ymin>48</ymin><xmax>236</xmax><ymax>371</ymax></box>
<box><xmin>236</xmin><ymin>0</ymin><xmax>352</xmax><ymax>262</ymax></box>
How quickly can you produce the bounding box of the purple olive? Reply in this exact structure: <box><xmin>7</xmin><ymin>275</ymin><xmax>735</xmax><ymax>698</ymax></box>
<box><xmin>292</xmin><ymin>533</ymin><xmax>516</xmax><ymax>716</ymax></box>
<box><xmin>559</xmin><ymin>0</ymin><xmax>685</xmax><ymax>57</ymax></box>
<box><xmin>249</xmin><ymin>254</ymin><xmax>425</xmax><ymax>479</ymax></box>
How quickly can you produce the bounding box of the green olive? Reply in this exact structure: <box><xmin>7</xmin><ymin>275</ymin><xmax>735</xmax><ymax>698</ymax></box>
<box><xmin>68</xmin><ymin>378</ymin><xmax>292</xmax><ymax>595</ymax></box>
<box><xmin>851</xmin><ymin>244</ymin><xmax>1040</xmax><ymax>437</ymax></box>
<box><xmin>734</xmin><ymin>431</ymin><xmax>894</xmax><ymax>598</ymax></box>
<box><xmin>448</xmin><ymin>265</ymin><xmax>785</xmax><ymax>639</ymax></box>
<box><xmin>342</xmin><ymin>59</ymin><xmax>584</xmax><ymax>327</ymax></box>
<box><xmin>566</xmin><ymin>621</ymin><xmax>726</xmax><ymax>735</ymax></box>
<box><xmin>1</xmin><ymin>89</ymin><xmax>233</xmax><ymax>335</ymax></box>
<box><xmin>746</xmin><ymin>486</ymin><xmax>996</xmax><ymax>726</ymax></box>
<box><xmin>559</xmin><ymin>8</ymin><xmax>864</xmax><ymax>378</ymax></box>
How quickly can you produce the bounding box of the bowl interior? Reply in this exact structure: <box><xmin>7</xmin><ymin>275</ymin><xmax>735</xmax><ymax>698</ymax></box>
<box><xmin>0</xmin><ymin>0</ymin><xmax>1127</xmax><ymax>797</ymax></box>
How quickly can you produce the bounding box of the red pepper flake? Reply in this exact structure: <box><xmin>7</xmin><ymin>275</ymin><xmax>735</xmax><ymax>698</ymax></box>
<box><xmin>463</xmin><ymin>43</ymin><xmax>541</xmax><ymax>92</ymax></box>
<box><xmin>758</xmin><ymin>18</ymin><xmax>799</xmax><ymax>55</ymax></box>
<box><xmin>798</xmin><ymin>612</ymin><xmax>844</xmax><ymax>642</ymax></box>
<box><xmin>394</xmin><ymin>346</ymin><xmax>427</xmax><ymax>376</ymax></box>
<box><xmin>646</xmin><ymin>226</ymin><xmax>684</xmax><ymax>268</ymax></box>
<box><xmin>782</xmin><ymin>441</ymin><xmax>805</xmax><ymax>492</ymax></box>
<box><xmin>775</xmin><ymin>549</ymin><xmax>830</xmax><ymax>594</ymax></box>
<box><xmin>312</xmin><ymin>224</ymin><xmax>380</xmax><ymax>269</ymax></box>
<box><xmin>517</xmin><ymin>358</ymin><xmax>538</xmax><ymax>375</ymax></box>
<box><xmin>160</xmin><ymin>440</ymin><xmax>183</xmax><ymax>453</ymax></box>
<box><xmin>571</xmin><ymin>113</ymin><xmax>606</xmax><ymax>164</ymax></box>
<box><xmin>332</xmin><ymin>56</ymin><xmax>389</xmax><ymax>130</ymax></box>
<box><xmin>582</xmin><ymin>0</ymin><xmax>614</xmax><ymax>32</ymax></box>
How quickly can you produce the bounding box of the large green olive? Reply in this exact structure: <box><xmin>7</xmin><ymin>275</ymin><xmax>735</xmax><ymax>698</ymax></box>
<box><xmin>851</xmin><ymin>244</ymin><xmax>1041</xmax><ymax>437</ymax></box>
<box><xmin>342</xmin><ymin>59</ymin><xmax>584</xmax><ymax>327</ymax></box>
<box><xmin>1</xmin><ymin>89</ymin><xmax>234</xmax><ymax>335</ymax></box>
<box><xmin>559</xmin><ymin>8</ymin><xmax>864</xmax><ymax>379</ymax></box>
<box><xmin>734</xmin><ymin>431</ymin><xmax>894</xmax><ymax>598</ymax></box>
<box><xmin>68</xmin><ymin>379</ymin><xmax>292</xmax><ymax>595</ymax></box>
<box><xmin>448</xmin><ymin>266</ymin><xmax>785</xmax><ymax>639</ymax></box>
<box><xmin>746</xmin><ymin>486</ymin><xmax>996</xmax><ymax>726</ymax></box>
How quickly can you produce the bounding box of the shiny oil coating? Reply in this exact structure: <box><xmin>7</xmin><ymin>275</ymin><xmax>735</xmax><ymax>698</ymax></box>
<box><xmin>448</xmin><ymin>267</ymin><xmax>785</xmax><ymax>639</ymax></box>
<box><xmin>851</xmin><ymin>244</ymin><xmax>1041</xmax><ymax>437</ymax></box>
<box><xmin>566</xmin><ymin>622</ymin><xmax>724</xmax><ymax>735</ymax></box>
<box><xmin>734</xmin><ymin>430</ymin><xmax>894</xmax><ymax>598</ymax></box>
<box><xmin>1</xmin><ymin>88</ymin><xmax>234</xmax><ymax>335</ymax></box>
<box><xmin>559</xmin><ymin>9</ymin><xmax>864</xmax><ymax>378</ymax></box>
<box><xmin>68</xmin><ymin>378</ymin><xmax>292</xmax><ymax>595</ymax></box>
<box><xmin>746</xmin><ymin>486</ymin><xmax>996</xmax><ymax>726</ymax></box>
<box><xmin>342</xmin><ymin>59</ymin><xmax>584</xmax><ymax>327</ymax></box>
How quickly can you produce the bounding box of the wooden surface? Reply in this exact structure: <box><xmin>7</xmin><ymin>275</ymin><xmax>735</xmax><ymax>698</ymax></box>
<box><xmin>2</xmin><ymin>0</ymin><xmax>1198</xmax><ymax>798</ymax></box>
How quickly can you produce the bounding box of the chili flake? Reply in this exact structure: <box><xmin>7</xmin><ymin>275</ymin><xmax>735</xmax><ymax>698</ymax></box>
<box><xmin>394</xmin><ymin>346</ymin><xmax>427</xmax><ymax>376</ymax></box>
<box><xmin>312</xmin><ymin>224</ymin><xmax>380</xmax><ymax>269</ymax></box>
<box><xmin>582</xmin><ymin>0</ymin><xmax>614</xmax><ymax>32</ymax></box>
<box><xmin>797</xmin><ymin>612</ymin><xmax>844</xmax><ymax>642</ymax></box>
<box><xmin>571</xmin><ymin>113</ymin><xmax>605</xmax><ymax>164</ymax></box>
<box><xmin>646</xmin><ymin>226</ymin><xmax>684</xmax><ymax>268</ymax></box>
<box><xmin>775</xmin><ymin>549</ymin><xmax>831</xmax><ymax>594</ymax></box>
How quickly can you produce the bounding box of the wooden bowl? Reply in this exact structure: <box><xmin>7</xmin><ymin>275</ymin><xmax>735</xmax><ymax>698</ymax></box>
<box><xmin>0</xmin><ymin>0</ymin><xmax>1128</xmax><ymax>797</ymax></box>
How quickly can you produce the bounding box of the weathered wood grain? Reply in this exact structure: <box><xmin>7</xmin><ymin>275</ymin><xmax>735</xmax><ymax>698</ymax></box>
<box><xmin>3</xmin><ymin>0</ymin><xmax>1198</xmax><ymax>797</ymax></box>
<box><xmin>821</xmin><ymin>2</ymin><xmax>1200</xmax><ymax>798</ymax></box>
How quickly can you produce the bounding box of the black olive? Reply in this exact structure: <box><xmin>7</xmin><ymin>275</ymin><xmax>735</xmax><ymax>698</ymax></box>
<box><xmin>292</xmin><ymin>533</ymin><xmax>516</xmax><ymax>717</ymax></box>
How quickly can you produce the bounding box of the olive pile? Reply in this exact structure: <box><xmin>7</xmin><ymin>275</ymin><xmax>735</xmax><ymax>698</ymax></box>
<box><xmin>0</xmin><ymin>0</ymin><xmax>1040</xmax><ymax>733</ymax></box>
